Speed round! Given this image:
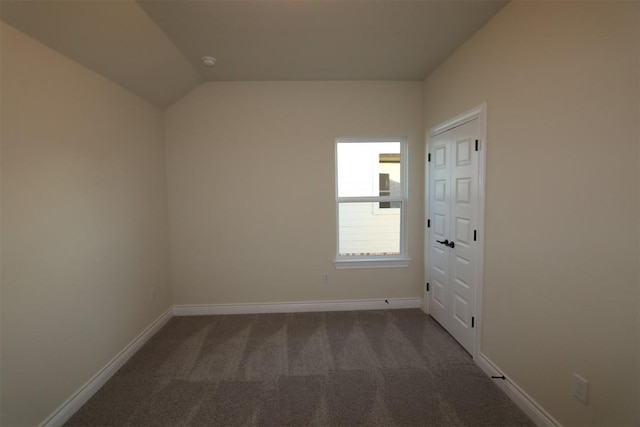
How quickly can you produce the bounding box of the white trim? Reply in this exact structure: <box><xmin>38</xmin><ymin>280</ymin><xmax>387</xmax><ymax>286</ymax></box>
<box><xmin>423</xmin><ymin>128</ymin><xmax>431</xmax><ymax>314</ymax></box>
<box><xmin>333</xmin><ymin>258</ymin><xmax>411</xmax><ymax>269</ymax></box>
<box><xmin>429</xmin><ymin>105</ymin><xmax>485</xmax><ymax>137</ymax></box>
<box><xmin>40</xmin><ymin>308</ymin><xmax>173</xmax><ymax>427</ymax></box>
<box><xmin>424</xmin><ymin>103</ymin><xmax>487</xmax><ymax>360</ymax></box>
<box><xmin>476</xmin><ymin>352</ymin><xmax>562</xmax><ymax>427</ymax></box>
<box><xmin>172</xmin><ymin>297</ymin><xmax>421</xmax><ymax>316</ymax></box>
<box><xmin>338</xmin><ymin>196</ymin><xmax>404</xmax><ymax>203</ymax></box>
<box><xmin>334</xmin><ymin>136</ymin><xmax>408</xmax><ymax>144</ymax></box>
<box><xmin>334</xmin><ymin>137</ymin><xmax>409</xmax><ymax>265</ymax></box>
<box><xmin>423</xmin><ymin>127</ymin><xmax>431</xmax><ymax>315</ymax></box>
<box><xmin>475</xmin><ymin>104</ymin><xmax>488</xmax><ymax>358</ymax></box>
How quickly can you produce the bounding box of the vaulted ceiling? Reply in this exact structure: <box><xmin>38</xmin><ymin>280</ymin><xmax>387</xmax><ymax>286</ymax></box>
<box><xmin>0</xmin><ymin>0</ymin><xmax>506</xmax><ymax>108</ymax></box>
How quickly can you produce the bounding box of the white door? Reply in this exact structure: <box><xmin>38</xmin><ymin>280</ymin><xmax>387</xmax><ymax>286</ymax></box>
<box><xmin>426</xmin><ymin>117</ymin><xmax>480</xmax><ymax>355</ymax></box>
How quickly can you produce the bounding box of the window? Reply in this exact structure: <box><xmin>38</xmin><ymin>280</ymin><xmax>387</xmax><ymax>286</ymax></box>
<box><xmin>334</xmin><ymin>138</ymin><xmax>410</xmax><ymax>269</ymax></box>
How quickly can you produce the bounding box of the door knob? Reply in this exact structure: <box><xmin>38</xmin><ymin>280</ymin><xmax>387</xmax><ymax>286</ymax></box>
<box><xmin>436</xmin><ymin>239</ymin><xmax>455</xmax><ymax>249</ymax></box>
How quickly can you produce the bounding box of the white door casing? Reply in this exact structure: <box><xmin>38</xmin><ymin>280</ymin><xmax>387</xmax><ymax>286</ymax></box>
<box><xmin>424</xmin><ymin>105</ymin><xmax>486</xmax><ymax>357</ymax></box>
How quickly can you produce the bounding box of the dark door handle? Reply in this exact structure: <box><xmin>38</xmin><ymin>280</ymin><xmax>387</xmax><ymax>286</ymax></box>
<box><xmin>436</xmin><ymin>239</ymin><xmax>455</xmax><ymax>249</ymax></box>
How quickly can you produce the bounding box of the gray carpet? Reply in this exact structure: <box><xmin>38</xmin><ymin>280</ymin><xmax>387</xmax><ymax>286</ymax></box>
<box><xmin>65</xmin><ymin>309</ymin><xmax>534</xmax><ymax>426</ymax></box>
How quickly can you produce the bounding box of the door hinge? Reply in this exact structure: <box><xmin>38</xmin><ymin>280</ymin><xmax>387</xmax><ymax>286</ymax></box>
<box><xmin>473</xmin><ymin>230</ymin><xmax>477</xmax><ymax>241</ymax></box>
<box><xmin>471</xmin><ymin>316</ymin><xmax>475</xmax><ymax>328</ymax></box>
<box><xmin>427</xmin><ymin>219</ymin><xmax>431</xmax><ymax>228</ymax></box>
<box><xmin>428</xmin><ymin>153</ymin><xmax>431</xmax><ymax>162</ymax></box>
<box><xmin>426</xmin><ymin>282</ymin><xmax>430</xmax><ymax>292</ymax></box>
<box><xmin>475</xmin><ymin>140</ymin><xmax>479</xmax><ymax>151</ymax></box>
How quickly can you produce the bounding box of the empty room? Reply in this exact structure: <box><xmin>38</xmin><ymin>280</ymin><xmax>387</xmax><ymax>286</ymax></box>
<box><xmin>1</xmin><ymin>1</ymin><xmax>638</xmax><ymax>426</ymax></box>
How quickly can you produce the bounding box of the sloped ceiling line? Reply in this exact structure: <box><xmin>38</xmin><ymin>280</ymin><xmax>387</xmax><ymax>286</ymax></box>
<box><xmin>0</xmin><ymin>0</ymin><xmax>506</xmax><ymax>108</ymax></box>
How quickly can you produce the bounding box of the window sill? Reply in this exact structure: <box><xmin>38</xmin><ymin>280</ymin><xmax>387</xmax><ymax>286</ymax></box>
<box><xmin>333</xmin><ymin>258</ymin><xmax>411</xmax><ymax>269</ymax></box>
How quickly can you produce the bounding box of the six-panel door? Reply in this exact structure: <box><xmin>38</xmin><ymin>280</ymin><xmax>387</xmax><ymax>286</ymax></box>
<box><xmin>427</xmin><ymin>118</ymin><xmax>479</xmax><ymax>355</ymax></box>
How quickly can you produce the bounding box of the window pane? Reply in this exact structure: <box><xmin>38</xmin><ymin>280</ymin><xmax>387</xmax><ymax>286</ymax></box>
<box><xmin>337</xmin><ymin>142</ymin><xmax>401</xmax><ymax>198</ymax></box>
<box><xmin>378</xmin><ymin>172</ymin><xmax>400</xmax><ymax>209</ymax></box>
<box><xmin>338</xmin><ymin>202</ymin><xmax>401</xmax><ymax>256</ymax></box>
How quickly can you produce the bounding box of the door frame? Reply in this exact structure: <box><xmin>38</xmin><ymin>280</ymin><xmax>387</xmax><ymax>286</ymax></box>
<box><xmin>424</xmin><ymin>103</ymin><xmax>487</xmax><ymax>359</ymax></box>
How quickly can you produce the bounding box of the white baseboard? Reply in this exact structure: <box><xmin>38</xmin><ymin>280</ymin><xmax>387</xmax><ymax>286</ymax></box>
<box><xmin>173</xmin><ymin>297</ymin><xmax>421</xmax><ymax>316</ymax></box>
<box><xmin>475</xmin><ymin>352</ymin><xmax>561</xmax><ymax>427</ymax></box>
<box><xmin>40</xmin><ymin>307</ymin><xmax>173</xmax><ymax>427</ymax></box>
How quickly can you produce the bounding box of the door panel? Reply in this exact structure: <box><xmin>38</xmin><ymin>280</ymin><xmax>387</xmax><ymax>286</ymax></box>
<box><xmin>455</xmin><ymin>217</ymin><xmax>472</xmax><ymax>245</ymax></box>
<box><xmin>427</xmin><ymin>118</ymin><xmax>479</xmax><ymax>355</ymax></box>
<box><xmin>456</xmin><ymin>178</ymin><xmax>471</xmax><ymax>205</ymax></box>
<box><xmin>427</xmin><ymin>137</ymin><xmax>450</xmax><ymax>325</ymax></box>
<box><xmin>434</xmin><ymin>144</ymin><xmax>447</xmax><ymax>168</ymax></box>
<box><xmin>454</xmin><ymin>294</ymin><xmax>469</xmax><ymax>326</ymax></box>
<box><xmin>456</xmin><ymin>138</ymin><xmax>472</xmax><ymax>166</ymax></box>
<box><xmin>432</xmin><ymin>279</ymin><xmax>446</xmax><ymax>309</ymax></box>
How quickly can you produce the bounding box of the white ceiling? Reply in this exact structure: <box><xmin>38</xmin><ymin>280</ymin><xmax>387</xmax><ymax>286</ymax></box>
<box><xmin>0</xmin><ymin>0</ymin><xmax>506</xmax><ymax>108</ymax></box>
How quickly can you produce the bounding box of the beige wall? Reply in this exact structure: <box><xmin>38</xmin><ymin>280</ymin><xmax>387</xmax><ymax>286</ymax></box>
<box><xmin>0</xmin><ymin>22</ymin><xmax>172</xmax><ymax>426</ymax></box>
<box><xmin>3</xmin><ymin>2</ymin><xmax>639</xmax><ymax>426</ymax></box>
<box><xmin>164</xmin><ymin>81</ymin><xmax>424</xmax><ymax>305</ymax></box>
<box><xmin>423</xmin><ymin>2</ymin><xmax>639</xmax><ymax>425</ymax></box>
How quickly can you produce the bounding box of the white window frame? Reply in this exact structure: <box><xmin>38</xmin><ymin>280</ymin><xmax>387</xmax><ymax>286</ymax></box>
<box><xmin>333</xmin><ymin>137</ymin><xmax>411</xmax><ymax>269</ymax></box>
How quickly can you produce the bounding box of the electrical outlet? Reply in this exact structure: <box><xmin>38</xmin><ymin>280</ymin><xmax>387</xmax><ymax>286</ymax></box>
<box><xmin>572</xmin><ymin>373</ymin><xmax>589</xmax><ymax>405</ymax></box>
<box><xmin>322</xmin><ymin>273</ymin><xmax>330</xmax><ymax>284</ymax></box>
<box><xmin>150</xmin><ymin>287</ymin><xmax>157</xmax><ymax>301</ymax></box>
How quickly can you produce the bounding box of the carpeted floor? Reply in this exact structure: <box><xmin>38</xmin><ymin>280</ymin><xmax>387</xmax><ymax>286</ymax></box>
<box><xmin>65</xmin><ymin>309</ymin><xmax>534</xmax><ymax>426</ymax></box>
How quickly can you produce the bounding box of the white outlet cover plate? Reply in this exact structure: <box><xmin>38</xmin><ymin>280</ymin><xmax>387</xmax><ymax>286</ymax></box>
<box><xmin>572</xmin><ymin>373</ymin><xmax>589</xmax><ymax>405</ymax></box>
